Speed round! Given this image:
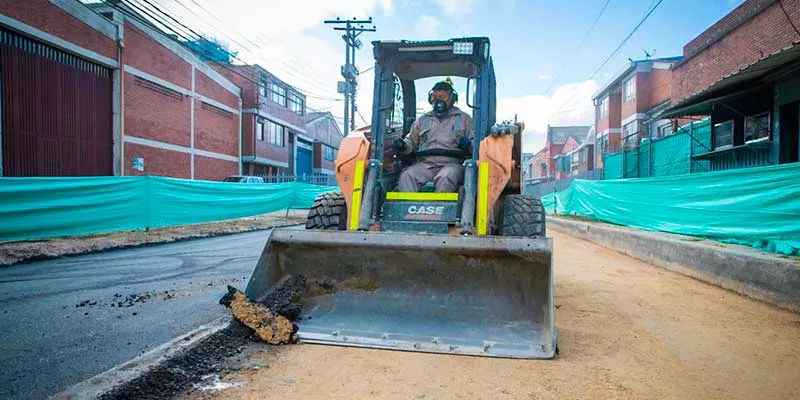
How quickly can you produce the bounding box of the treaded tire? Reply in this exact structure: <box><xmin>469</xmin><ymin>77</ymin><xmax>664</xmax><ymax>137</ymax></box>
<box><xmin>499</xmin><ymin>194</ymin><xmax>546</xmax><ymax>237</ymax></box>
<box><xmin>305</xmin><ymin>192</ymin><xmax>347</xmax><ymax>230</ymax></box>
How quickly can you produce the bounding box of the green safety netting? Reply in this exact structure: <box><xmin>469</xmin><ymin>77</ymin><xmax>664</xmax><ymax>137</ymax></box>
<box><xmin>541</xmin><ymin>162</ymin><xmax>800</xmax><ymax>256</ymax></box>
<box><xmin>0</xmin><ymin>176</ymin><xmax>338</xmax><ymax>242</ymax></box>
<box><xmin>603</xmin><ymin>119</ymin><xmax>711</xmax><ymax>179</ymax></box>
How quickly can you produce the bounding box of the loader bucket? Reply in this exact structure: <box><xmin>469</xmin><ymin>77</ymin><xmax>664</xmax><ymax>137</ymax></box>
<box><xmin>245</xmin><ymin>228</ymin><xmax>556</xmax><ymax>359</ymax></box>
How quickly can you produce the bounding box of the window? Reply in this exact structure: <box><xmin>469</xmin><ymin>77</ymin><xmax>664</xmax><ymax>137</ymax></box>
<box><xmin>656</xmin><ymin>122</ymin><xmax>673</xmax><ymax>138</ymax></box>
<box><xmin>256</xmin><ymin>118</ymin><xmax>265</xmax><ymax>141</ymax></box>
<box><xmin>269</xmin><ymin>82</ymin><xmax>287</xmax><ymax>106</ymax></box>
<box><xmin>744</xmin><ymin>112</ymin><xmax>770</xmax><ymax>143</ymax></box>
<box><xmin>324</xmin><ymin>145</ymin><xmax>335</xmax><ymax>161</ymax></box>
<box><xmin>623</xmin><ymin>77</ymin><xmax>636</xmax><ymax>102</ymax></box>
<box><xmin>713</xmin><ymin>120</ymin><xmax>734</xmax><ymax>149</ymax></box>
<box><xmin>268</xmin><ymin>121</ymin><xmax>285</xmax><ymax>146</ymax></box>
<box><xmin>623</xmin><ymin>121</ymin><xmax>638</xmax><ymax>148</ymax></box>
<box><xmin>259</xmin><ymin>75</ymin><xmax>268</xmax><ymax>98</ymax></box>
<box><xmin>289</xmin><ymin>93</ymin><xmax>304</xmax><ymax>115</ymax></box>
<box><xmin>598</xmin><ymin>96</ymin><xmax>608</xmax><ymax>119</ymax></box>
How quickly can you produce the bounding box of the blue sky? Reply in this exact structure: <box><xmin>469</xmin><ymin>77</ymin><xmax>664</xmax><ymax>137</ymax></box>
<box><xmin>157</xmin><ymin>0</ymin><xmax>744</xmax><ymax>151</ymax></box>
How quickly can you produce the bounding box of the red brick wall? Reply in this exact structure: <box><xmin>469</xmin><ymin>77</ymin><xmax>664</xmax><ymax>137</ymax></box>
<box><xmin>124</xmin><ymin>72</ymin><xmax>191</xmax><ymax>147</ymax></box>
<box><xmin>195</xmin><ymin>100</ymin><xmax>238</xmax><ymax>156</ymax></box>
<box><xmin>608</xmin><ymin>90</ymin><xmax>622</xmax><ymax>129</ymax></box>
<box><xmin>530</xmin><ymin>151</ymin><xmax>548</xmax><ymax>178</ymax></box>
<box><xmin>124</xmin><ymin>22</ymin><xmax>191</xmax><ymax>89</ymax></box>
<box><xmin>242</xmin><ymin>113</ymin><xmax>255</xmax><ymax>156</ymax></box>
<box><xmin>0</xmin><ymin>0</ymin><xmax>117</xmax><ymax>59</ymax></box>
<box><xmin>255</xmin><ymin>122</ymin><xmax>290</xmax><ymax>164</ymax></box>
<box><xmin>622</xmin><ymin>82</ymin><xmax>637</xmax><ymax>120</ymax></box>
<box><xmin>635</xmin><ymin>73</ymin><xmax>650</xmax><ymax>114</ymax></box>
<box><xmin>196</xmin><ymin>70</ymin><xmax>238</xmax><ymax>109</ymax></box>
<box><xmin>194</xmin><ymin>155</ymin><xmax>238</xmax><ymax>181</ymax></box>
<box><xmin>212</xmin><ymin>64</ymin><xmax>259</xmax><ymax>108</ymax></box>
<box><xmin>672</xmin><ymin>0</ymin><xmax>799</xmax><ymax>102</ymax></box>
<box><xmin>124</xmin><ymin>143</ymin><xmax>190</xmax><ymax>178</ymax></box>
<box><xmin>649</xmin><ymin>69</ymin><xmax>673</xmax><ymax>109</ymax></box>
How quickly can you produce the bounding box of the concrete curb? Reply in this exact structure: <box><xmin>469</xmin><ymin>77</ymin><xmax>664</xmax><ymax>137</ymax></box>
<box><xmin>549</xmin><ymin>217</ymin><xmax>800</xmax><ymax>313</ymax></box>
<box><xmin>49</xmin><ymin>319</ymin><xmax>230</xmax><ymax>400</ymax></box>
<box><xmin>1</xmin><ymin>221</ymin><xmax>305</xmax><ymax>268</ymax></box>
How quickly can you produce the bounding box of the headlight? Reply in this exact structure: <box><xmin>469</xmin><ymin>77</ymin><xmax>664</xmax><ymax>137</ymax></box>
<box><xmin>452</xmin><ymin>41</ymin><xmax>473</xmax><ymax>55</ymax></box>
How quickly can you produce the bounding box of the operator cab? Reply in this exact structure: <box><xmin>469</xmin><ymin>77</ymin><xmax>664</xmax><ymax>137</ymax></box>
<box><xmin>365</xmin><ymin>38</ymin><xmax>497</xmax><ymax>233</ymax></box>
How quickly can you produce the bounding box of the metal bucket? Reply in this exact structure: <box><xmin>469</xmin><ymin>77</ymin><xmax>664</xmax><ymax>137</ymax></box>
<box><xmin>245</xmin><ymin>228</ymin><xmax>556</xmax><ymax>359</ymax></box>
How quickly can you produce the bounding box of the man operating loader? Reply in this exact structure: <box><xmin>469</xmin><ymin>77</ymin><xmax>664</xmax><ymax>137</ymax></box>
<box><xmin>394</xmin><ymin>78</ymin><xmax>474</xmax><ymax>192</ymax></box>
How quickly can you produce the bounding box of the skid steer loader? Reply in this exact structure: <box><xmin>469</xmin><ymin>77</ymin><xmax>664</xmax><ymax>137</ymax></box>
<box><xmin>245</xmin><ymin>37</ymin><xmax>556</xmax><ymax>359</ymax></box>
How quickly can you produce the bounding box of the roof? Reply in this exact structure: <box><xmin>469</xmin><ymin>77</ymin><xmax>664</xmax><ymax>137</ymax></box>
<box><xmin>304</xmin><ymin>111</ymin><xmax>343</xmax><ymax>137</ymax></box>
<box><xmin>663</xmin><ymin>41</ymin><xmax>800</xmax><ymax>118</ymax></box>
<box><xmin>592</xmin><ymin>56</ymin><xmax>683</xmax><ymax>100</ymax></box>
<box><xmin>547</xmin><ymin>126</ymin><xmax>592</xmax><ymax>145</ymax></box>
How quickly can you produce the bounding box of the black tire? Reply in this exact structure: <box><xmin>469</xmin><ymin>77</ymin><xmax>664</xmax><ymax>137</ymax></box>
<box><xmin>305</xmin><ymin>192</ymin><xmax>347</xmax><ymax>230</ymax></box>
<box><xmin>499</xmin><ymin>194</ymin><xmax>546</xmax><ymax>237</ymax></box>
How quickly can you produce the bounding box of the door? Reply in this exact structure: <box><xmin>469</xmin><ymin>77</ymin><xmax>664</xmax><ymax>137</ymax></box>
<box><xmin>779</xmin><ymin>101</ymin><xmax>799</xmax><ymax>164</ymax></box>
<box><xmin>296</xmin><ymin>145</ymin><xmax>313</xmax><ymax>179</ymax></box>
<box><xmin>1</xmin><ymin>28</ymin><xmax>113</xmax><ymax>176</ymax></box>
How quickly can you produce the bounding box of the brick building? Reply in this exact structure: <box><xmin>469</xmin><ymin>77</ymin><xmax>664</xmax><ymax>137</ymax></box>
<box><xmin>210</xmin><ymin>64</ymin><xmax>313</xmax><ymax>177</ymax></box>
<box><xmin>0</xmin><ymin>0</ymin><xmax>243</xmax><ymax>179</ymax></box>
<box><xmin>663</xmin><ymin>0</ymin><xmax>800</xmax><ymax>170</ymax></box>
<box><xmin>527</xmin><ymin>125</ymin><xmax>592</xmax><ymax>182</ymax></box>
<box><xmin>592</xmin><ymin>57</ymin><xmax>682</xmax><ymax>168</ymax></box>
<box><xmin>304</xmin><ymin>111</ymin><xmax>343</xmax><ymax>177</ymax></box>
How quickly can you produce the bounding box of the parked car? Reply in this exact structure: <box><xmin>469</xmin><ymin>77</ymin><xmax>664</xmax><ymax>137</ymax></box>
<box><xmin>222</xmin><ymin>175</ymin><xmax>264</xmax><ymax>183</ymax></box>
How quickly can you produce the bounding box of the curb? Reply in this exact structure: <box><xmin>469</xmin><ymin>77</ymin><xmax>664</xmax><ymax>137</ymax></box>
<box><xmin>549</xmin><ymin>217</ymin><xmax>800</xmax><ymax>313</ymax></box>
<box><xmin>49</xmin><ymin>319</ymin><xmax>231</xmax><ymax>400</ymax></box>
<box><xmin>1</xmin><ymin>221</ymin><xmax>304</xmax><ymax>268</ymax></box>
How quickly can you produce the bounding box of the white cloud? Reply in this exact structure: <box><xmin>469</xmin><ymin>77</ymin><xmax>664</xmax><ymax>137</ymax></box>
<box><xmin>537</xmin><ymin>74</ymin><xmax>552</xmax><ymax>80</ymax></box>
<box><xmin>434</xmin><ymin>0</ymin><xmax>475</xmax><ymax>16</ymax></box>
<box><xmin>497</xmin><ymin>80</ymin><xmax>599</xmax><ymax>153</ymax></box>
<box><xmin>412</xmin><ymin>15</ymin><xmax>442</xmax><ymax>39</ymax></box>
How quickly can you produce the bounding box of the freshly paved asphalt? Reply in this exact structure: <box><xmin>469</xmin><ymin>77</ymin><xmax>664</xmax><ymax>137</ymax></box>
<box><xmin>0</xmin><ymin>229</ymin><xmax>284</xmax><ymax>400</ymax></box>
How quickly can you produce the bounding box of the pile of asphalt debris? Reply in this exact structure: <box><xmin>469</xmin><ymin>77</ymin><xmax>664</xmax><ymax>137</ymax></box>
<box><xmin>99</xmin><ymin>275</ymin><xmax>312</xmax><ymax>400</ymax></box>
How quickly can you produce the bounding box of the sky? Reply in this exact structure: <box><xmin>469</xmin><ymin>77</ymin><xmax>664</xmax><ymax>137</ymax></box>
<box><xmin>145</xmin><ymin>0</ymin><xmax>745</xmax><ymax>152</ymax></box>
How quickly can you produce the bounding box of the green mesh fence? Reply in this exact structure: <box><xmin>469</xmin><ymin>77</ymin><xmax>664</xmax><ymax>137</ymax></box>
<box><xmin>541</xmin><ymin>162</ymin><xmax>800</xmax><ymax>256</ymax></box>
<box><xmin>0</xmin><ymin>176</ymin><xmax>338</xmax><ymax>241</ymax></box>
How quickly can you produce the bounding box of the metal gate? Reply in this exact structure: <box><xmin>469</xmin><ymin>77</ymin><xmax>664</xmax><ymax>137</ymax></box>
<box><xmin>1</xmin><ymin>27</ymin><xmax>113</xmax><ymax>176</ymax></box>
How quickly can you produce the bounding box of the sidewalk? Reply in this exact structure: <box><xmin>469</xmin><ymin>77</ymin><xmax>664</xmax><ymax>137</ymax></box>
<box><xmin>548</xmin><ymin>215</ymin><xmax>800</xmax><ymax>312</ymax></box>
<box><xmin>0</xmin><ymin>210</ymin><xmax>307</xmax><ymax>267</ymax></box>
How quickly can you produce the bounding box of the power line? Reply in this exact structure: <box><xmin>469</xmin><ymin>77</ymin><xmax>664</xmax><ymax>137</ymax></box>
<box><xmin>544</xmin><ymin>0</ymin><xmax>612</xmax><ymax>94</ymax></box>
<box><xmin>589</xmin><ymin>0</ymin><xmax>665</xmax><ymax>80</ymax></box>
<box><xmin>126</xmin><ymin>0</ymin><xmax>342</xmax><ymax>102</ymax></box>
<box><xmin>778</xmin><ymin>0</ymin><xmax>800</xmax><ymax>38</ymax></box>
<box><xmin>173</xmin><ymin>0</ymin><xmax>337</xmax><ymax>94</ymax></box>
<box><xmin>549</xmin><ymin>0</ymin><xmax>666</xmax><ymax>116</ymax></box>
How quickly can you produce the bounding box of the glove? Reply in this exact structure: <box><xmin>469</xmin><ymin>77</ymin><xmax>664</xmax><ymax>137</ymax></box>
<box><xmin>393</xmin><ymin>138</ymin><xmax>408</xmax><ymax>153</ymax></box>
<box><xmin>458</xmin><ymin>136</ymin><xmax>472</xmax><ymax>152</ymax></box>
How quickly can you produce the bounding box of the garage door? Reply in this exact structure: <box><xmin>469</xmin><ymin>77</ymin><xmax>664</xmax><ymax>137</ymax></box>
<box><xmin>1</xmin><ymin>27</ymin><xmax>113</xmax><ymax>176</ymax></box>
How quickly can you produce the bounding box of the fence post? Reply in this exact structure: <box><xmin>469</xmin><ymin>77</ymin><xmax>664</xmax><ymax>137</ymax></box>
<box><xmin>648</xmin><ymin>123</ymin><xmax>653</xmax><ymax>178</ymax></box>
<box><xmin>689</xmin><ymin>122</ymin><xmax>694</xmax><ymax>174</ymax></box>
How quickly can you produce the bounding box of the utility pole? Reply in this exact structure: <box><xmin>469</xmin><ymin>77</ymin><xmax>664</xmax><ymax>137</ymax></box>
<box><xmin>325</xmin><ymin>17</ymin><xmax>376</xmax><ymax>133</ymax></box>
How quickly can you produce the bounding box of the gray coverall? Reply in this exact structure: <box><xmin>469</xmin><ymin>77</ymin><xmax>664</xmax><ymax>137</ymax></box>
<box><xmin>397</xmin><ymin>107</ymin><xmax>474</xmax><ymax>192</ymax></box>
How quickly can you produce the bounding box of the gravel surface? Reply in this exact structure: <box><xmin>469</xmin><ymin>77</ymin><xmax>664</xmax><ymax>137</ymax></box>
<box><xmin>185</xmin><ymin>230</ymin><xmax>800</xmax><ymax>400</ymax></box>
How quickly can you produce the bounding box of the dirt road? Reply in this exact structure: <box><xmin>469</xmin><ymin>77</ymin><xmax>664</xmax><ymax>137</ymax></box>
<box><xmin>187</xmin><ymin>230</ymin><xmax>800</xmax><ymax>400</ymax></box>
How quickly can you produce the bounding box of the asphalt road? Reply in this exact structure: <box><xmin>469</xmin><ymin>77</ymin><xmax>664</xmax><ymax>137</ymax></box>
<box><xmin>0</xmin><ymin>229</ymin><xmax>280</xmax><ymax>400</ymax></box>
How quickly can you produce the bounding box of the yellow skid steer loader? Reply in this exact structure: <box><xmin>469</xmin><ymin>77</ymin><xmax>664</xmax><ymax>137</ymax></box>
<box><xmin>245</xmin><ymin>37</ymin><xmax>556</xmax><ymax>359</ymax></box>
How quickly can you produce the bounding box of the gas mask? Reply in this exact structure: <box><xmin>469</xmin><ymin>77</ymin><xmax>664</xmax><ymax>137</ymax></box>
<box><xmin>432</xmin><ymin>99</ymin><xmax>450</xmax><ymax>116</ymax></box>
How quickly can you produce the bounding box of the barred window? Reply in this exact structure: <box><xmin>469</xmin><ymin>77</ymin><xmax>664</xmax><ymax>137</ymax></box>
<box><xmin>135</xmin><ymin>76</ymin><xmax>183</xmax><ymax>100</ymax></box>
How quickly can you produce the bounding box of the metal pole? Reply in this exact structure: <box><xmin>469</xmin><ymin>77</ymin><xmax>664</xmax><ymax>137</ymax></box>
<box><xmin>689</xmin><ymin>121</ymin><xmax>694</xmax><ymax>174</ymax></box>
<box><xmin>343</xmin><ymin>22</ymin><xmax>351</xmax><ymax>136</ymax></box>
<box><xmin>350</xmin><ymin>40</ymin><xmax>357</xmax><ymax>132</ymax></box>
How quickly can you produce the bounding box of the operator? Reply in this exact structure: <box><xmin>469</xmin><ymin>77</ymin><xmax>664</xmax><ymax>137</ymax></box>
<box><xmin>394</xmin><ymin>78</ymin><xmax>474</xmax><ymax>192</ymax></box>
